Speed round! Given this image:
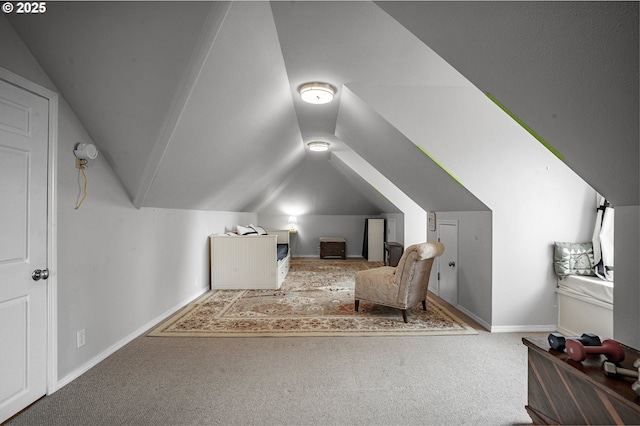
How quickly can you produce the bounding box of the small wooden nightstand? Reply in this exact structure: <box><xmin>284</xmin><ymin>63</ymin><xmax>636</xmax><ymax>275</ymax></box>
<box><xmin>319</xmin><ymin>237</ymin><xmax>346</xmax><ymax>259</ymax></box>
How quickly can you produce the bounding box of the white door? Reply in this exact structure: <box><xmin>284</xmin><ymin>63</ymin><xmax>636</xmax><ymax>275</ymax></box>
<box><xmin>438</xmin><ymin>221</ymin><xmax>458</xmax><ymax>306</ymax></box>
<box><xmin>0</xmin><ymin>78</ymin><xmax>49</xmax><ymax>423</ymax></box>
<box><xmin>386</xmin><ymin>218</ymin><xmax>396</xmax><ymax>243</ymax></box>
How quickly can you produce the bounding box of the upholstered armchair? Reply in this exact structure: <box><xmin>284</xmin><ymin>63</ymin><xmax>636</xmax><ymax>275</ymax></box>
<box><xmin>354</xmin><ymin>242</ymin><xmax>445</xmax><ymax>323</ymax></box>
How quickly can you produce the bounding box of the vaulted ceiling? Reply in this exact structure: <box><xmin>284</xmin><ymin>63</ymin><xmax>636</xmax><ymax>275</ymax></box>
<box><xmin>7</xmin><ymin>1</ymin><xmax>638</xmax><ymax>215</ymax></box>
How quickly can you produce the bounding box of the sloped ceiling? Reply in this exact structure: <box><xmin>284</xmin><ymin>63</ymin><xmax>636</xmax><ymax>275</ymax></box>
<box><xmin>336</xmin><ymin>85</ymin><xmax>487</xmax><ymax>212</ymax></box>
<box><xmin>377</xmin><ymin>1</ymin><xmax>639</xmax><ymax>206</ymax></box>
<box><xmin>141</xmin><ymin>1</ymin><xmax>306</xmax><ymax>211</ymax></box>
<box><xmin>256</xmin><ymin>152</ymin><xmax>396</xmax><ymax>215</ymax></box>
<box><xmin>7</xmin><ymin>1</ymin><xmax>636</xmax><ymax>215</ymax></box>
<box><xmin>7</xmin><ymin>1</ymin><xmax>213</xmax><ymax>199</ymax></box>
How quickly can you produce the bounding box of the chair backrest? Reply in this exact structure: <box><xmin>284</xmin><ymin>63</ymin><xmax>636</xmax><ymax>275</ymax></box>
<box><xmin>393</xmin><ymin>242</ymin><xmax>445</xmax><ymax>307</ymax></box>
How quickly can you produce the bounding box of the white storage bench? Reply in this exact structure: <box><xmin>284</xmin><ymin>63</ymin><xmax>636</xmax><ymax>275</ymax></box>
<box><xmin>556</xmin><ymin>275</ymin><xmax>613</xmax><ymax>338</ymax></box>
<box><xmin>209</xmin><ymin>229</ymin><xmax>290</xmax><ymax>290</ymax></box>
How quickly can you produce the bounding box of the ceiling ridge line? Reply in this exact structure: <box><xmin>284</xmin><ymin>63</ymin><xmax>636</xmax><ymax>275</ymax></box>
<box><xmin>132</xmin><ymin>1</ymin><xmax>232</xmax><ymax>209</ymax></box>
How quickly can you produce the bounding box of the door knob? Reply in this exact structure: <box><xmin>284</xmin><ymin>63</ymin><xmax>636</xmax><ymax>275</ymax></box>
<box><xmin>31</xmin><ymin>268</ymin><xmax>49</xmax><ymax>281</ymax></box>
<box><xmin>448</xmin><ymin>261</ymin><xmax>456</xmax><ymax>267</ymax></box>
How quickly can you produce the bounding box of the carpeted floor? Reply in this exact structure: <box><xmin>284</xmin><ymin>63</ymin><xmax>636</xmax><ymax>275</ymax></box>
<box><xmin>7</xmin><ymin>259</ymin><xmax>543</xmax><ymax>425</ymax></box>
<box><xmin>149</xmin><ymin>259</ymin><xmax>477</xmax><ymax>337</ymax></box>
<box><xmin>7</xmin><ymin>331</ymin><xmax>542</xmax><ymax>426</ymax></box>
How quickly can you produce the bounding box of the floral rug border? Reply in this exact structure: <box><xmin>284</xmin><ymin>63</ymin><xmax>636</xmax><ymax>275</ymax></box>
<box><xmin>149</xmin><ymin>291</ymin><xmax>478</xmax><ymax>338</ymax></box>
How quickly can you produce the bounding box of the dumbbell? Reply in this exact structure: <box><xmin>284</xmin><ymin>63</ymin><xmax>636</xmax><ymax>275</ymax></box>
<box><xmin>603</xmin><ymin>360</ymin><xmax>639</xmax><ymax>379</ymax></box>
<box><xmin>565</xmin><ymin>338</ymin><xmax>625</xmax><ymax>362</ymax></box>
<box><xmin>548</xmin><ymin>332</ymin><xmax>601</xmax><ymax>351</ymax></box>
<box><xmin>604</xmin><ymin>359</ymin><xmax>640</xmax><ymax>397</ymax></box>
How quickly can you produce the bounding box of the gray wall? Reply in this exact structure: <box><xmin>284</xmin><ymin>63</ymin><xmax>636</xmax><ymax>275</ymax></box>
<box><xmin>614</xmin><ymin>207</ymin><xmax>640</xmax><ymax>348</ymax></box>
<box><xmin>258</xmin><ymin>214</ymin><xmax>388</xmax><ymax>258</ymax></box>
<box><xmin>429</xmin><ymin>211</ymin><xmax>493</xmax><ymax>329</ymax></box>
<box><xmin>1</xmin><ymin>16</ymin><xmax>256</xmax><ymax>385</ymax></box>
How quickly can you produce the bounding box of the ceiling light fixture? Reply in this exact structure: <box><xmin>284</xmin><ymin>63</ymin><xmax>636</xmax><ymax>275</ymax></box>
<box><xmin>308</xmin><ymin>141</ymin><xmax>330</xmax><ymax>152</ymax></box>
<box><xmin>299</xmin><ymin>82</ymin><xmax>336</xmax><ymax>104</ymax></box>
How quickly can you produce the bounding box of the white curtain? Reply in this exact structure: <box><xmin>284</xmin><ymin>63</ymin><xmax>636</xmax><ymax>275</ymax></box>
<box><xmin>592</xmin><ymin>195</ymin><xmax>614</xmax><ymax>281</ymax></box>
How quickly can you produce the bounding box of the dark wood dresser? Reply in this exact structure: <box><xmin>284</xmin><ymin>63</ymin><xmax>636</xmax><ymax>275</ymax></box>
<box><xmin>523</xmin><ymin>336</ymin><xmax>640</xmax><ymax>424</ymax></box>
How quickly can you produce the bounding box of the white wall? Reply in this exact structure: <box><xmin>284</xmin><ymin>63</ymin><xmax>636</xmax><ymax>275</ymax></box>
<box><xmin>375</xmin><ymin>2</ymin><xmax>639</xmax><ymax>337</ymax></box>
<box><xmin>354</xmin><ymin>85</ymin><xmax>596</xmax><ymax>330</ymax></box>
<box><xmin>57</xmin><ymin>103</ymin><xmax>257</xmax><ymax>383</ymax></box>
<box><xmin>1</xmin><ymin>15</ymin><xmax>256</xmax><ymax>387</ymax></box>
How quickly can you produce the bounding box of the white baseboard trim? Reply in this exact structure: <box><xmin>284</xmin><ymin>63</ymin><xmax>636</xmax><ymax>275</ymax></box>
<box><xmin>294</xmin><ymin>255</ymin><xmax>371</xmax><ymax>259</ymax></box>
<box><xmin>455</xmin><ymin>304</ymin><xmax>556</xmax><ymax>333</ymax></box>
<box><xmin>556</xmin><ymin>325</ymin><xmax>575</xmax><ymax>336</ymax></box>
<box><xmin>490</xmin><ymin>324</ymin><xmax>557</xmax><ymax>333</ymax></box>
<box><xmin>54</xmin><ymin>288</ymin><xmax>208</xmax><ymax>391</ymax></box>
<box><xmin>455</xmin><ymin>304</ymin><xmax>491</xmax><ymax>331</ymax></box>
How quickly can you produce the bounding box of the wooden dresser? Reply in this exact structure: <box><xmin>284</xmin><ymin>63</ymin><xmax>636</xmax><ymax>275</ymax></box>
<box><xmin>523</xmin><ymin>336</ymin><xmax>640</xmax><ymax>424</ymax></box>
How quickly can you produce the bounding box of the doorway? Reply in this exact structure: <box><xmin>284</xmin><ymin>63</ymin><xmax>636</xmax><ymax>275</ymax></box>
<box><xmin>437</xmin><ymin>220</ymin><xmax>458</xmax><ymax>307</ymax></box>
<box><xmin>0</xmin><ymin>69</ymin><xmax>58</xmax><ymax>423</ymax></box>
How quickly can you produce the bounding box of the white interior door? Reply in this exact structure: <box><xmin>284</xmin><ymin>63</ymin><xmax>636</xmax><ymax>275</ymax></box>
<box><xmin>0</xmin><ymin>78</ymin><xmax>49</xmax><ymax>423</ymax></box>
<box><xmin>438</xmin><ymin>221</ymin><xmax>458</xmax><ymax>306</ymax></box>
<box><xmin>386</xmin><ymin>218</ymin><xmax>396</xmax><ymax>242</ymax></box>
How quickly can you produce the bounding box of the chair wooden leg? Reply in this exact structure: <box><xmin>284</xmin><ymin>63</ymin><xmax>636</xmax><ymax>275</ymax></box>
<box><xmin>401</xmin><ymin>309</ymin><xmax>408</xmax><ymax>323</ymax></box>
<box><xmin>355</xmin><ymin>299</ymin><xmax>359</xmax><ymax>312</ymax></box>
<box><xmin>422</xmin><ymin>300</ymin><xmax>427</xmax><ymax>311</ymax></box>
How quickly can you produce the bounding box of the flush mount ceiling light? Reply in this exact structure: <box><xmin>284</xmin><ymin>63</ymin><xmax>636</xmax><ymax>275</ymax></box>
<box><xmin>308</xmin><ymin>141</ymin><xmax>330</xmax><ymax>152</ymax></box>
<box><xmin>299</xmin><ymin>82</ymin><xmax>336</xmax><ymax>104</ymax></box>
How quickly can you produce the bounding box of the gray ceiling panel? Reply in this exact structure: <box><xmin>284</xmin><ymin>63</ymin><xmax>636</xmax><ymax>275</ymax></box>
<box><xmin>337</xmin><ymin>87</ymin><xmax>488</xmax><ymax>212</ymax></box>
<box><xmin>6</xmin><ymin>1</ymin><xmax>632</xmax><ymax>216</ymax></box>
<box><xmin>377</xmin><ymin>1</ymin><xmax>639</xmax><ymax>206</ymax></box>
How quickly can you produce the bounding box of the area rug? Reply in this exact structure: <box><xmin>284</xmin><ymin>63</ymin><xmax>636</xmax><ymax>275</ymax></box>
<box><xmin>149</xmin><ymin>259</ymin><xmax>477</xmax><ymax>337</ymax></box>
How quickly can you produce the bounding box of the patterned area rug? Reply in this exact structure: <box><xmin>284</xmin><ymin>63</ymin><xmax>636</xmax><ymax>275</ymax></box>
<box><xmin>149</xmin><ymin>259</ymin><xmax>477</xmax><ymax>337</ymax></box>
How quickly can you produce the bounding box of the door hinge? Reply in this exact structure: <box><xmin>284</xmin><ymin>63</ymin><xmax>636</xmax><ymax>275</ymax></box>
<box><xmin>437</xmin><ymin>272</ymin><xmax>440</xmax><ymax>280</ymax></box>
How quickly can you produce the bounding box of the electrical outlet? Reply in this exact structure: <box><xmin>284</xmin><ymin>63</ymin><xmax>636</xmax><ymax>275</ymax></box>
<box><xmin>76</xmin><ymin>329</ymin><xmax>86</xmax><ymax>348</ymax></box>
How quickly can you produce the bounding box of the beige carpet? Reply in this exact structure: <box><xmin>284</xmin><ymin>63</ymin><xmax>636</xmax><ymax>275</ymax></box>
<box><xmin>149</xmin><ymin>258</ymin><xmax>477</xmax><ymax>337</ymax></box>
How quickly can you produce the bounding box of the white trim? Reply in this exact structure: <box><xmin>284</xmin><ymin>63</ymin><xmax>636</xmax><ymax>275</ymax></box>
<box><xmin>455</xmin><ymin>304</ymin><xmax>491</xmax><ymax>331</ymax></box>
<box><xmin>56</xmin><ymin>288</ymin><xmax>207</xmax><ymax>390</ymax></box>
<box><xmin>0</xmin><ymin>68</ymin><xmax>59</xmax><ymax>394</ymax></box>
<box><xmin>556</xmin><ymin>286</ymin><xmax>613</xmax><ymax>310</ymax></box>
<box><xmin>455</xmin><ymin>301</ymin><xmax>556</xmax><ymax>333</ymax></box>
<box><xmin>490</xmin><ymin>324</ymin><xmax>557</xmax><ymax>333</ymax></box>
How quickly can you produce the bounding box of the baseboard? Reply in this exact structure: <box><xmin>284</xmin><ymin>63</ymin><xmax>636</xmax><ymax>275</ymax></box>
<box><xmin>556</xmin><ymin>325</ymin><xmax>576</xmax><ymax>336</ymax></box>
<box><xmin>455</xmin><ymin>305</ymin><xmax>491</xmax><ymax>331</ymax></box>
<box><xmin>293</xmin><ymin>255</ymin><xmax>367</xmax><ymax>259</ymax></box>
<box><xmin>54</xmin><ymin>287</ymin><xmax>208</xmax><ymax>392</ymax></box>
<box><xmin>490</xmin><ymin>324</ymin><xmax>557</xmax><ymax>333</ymax></box>
<box><xmin>437</xmin><ymin>302</ymin><xmax>556</xmax><ymax>334</ymax></box>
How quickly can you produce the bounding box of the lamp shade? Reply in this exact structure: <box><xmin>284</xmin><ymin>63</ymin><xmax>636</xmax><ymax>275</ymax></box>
<box><xmin>288</xmin><ymin>216</ymin><xmax>298</xmax><ymax>233</ymax></box>
<box><xmin>299</xmin><ymin>82</ymin><xmax>336</xmax><ymax>104</ymax></box>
